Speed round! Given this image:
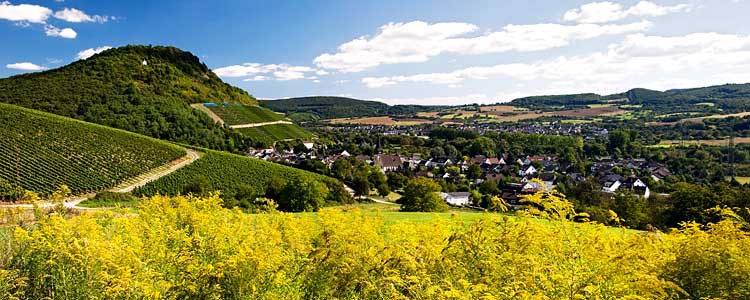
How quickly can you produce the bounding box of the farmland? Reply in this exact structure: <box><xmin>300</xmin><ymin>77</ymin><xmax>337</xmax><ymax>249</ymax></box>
<box><xmin>134</xmin><ymin>150</ymin><xmax>330</xmax><ymax>198</ymax></box>
<box><xmin>648</xmin><ymin>137</ymin><xmax>750</xmax><ymax>148</ymax></box>
<box><xmin>236</xmin><ymin>123</ymin><xmax>313</xmax><ymax>144</ymax></box>
<box><xmin>206</xmin><ymin>104</ymin><xmax>286</xmax><ymax>125</ymax></box>
<box><xmin>0</xmin><ymin>103</ymin><xmax>186</xmax><ymax>198</ymax></box>
<box><xmin>327</xmin><ymin>116</ymin><xmax>432</xmax><ymax>126</ymax></box>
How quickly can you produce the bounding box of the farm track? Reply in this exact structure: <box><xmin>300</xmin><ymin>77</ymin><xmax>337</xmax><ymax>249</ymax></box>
<box><xmin>229</xmin><ymin>120</ymin><xmax>293</xmax><ymax>128</ymax></box>
<box><xmin>1</xmin><ymin>149</ymin><xmax>200</xmax><ymax>210</ymax></box>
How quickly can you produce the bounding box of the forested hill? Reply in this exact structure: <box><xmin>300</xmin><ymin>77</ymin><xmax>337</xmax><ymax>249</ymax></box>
<box><xmin>509</xmin><ymin>83</ymin><xmax>750</xmax><ymax>111</ymax></box>
<box><xmin>261</xmin><ymin>96</ymin><xmax>441</xmax><ymax>119</ymax></box>
<box><xmin>0</xmin><ymin>45</ymin><xmax>255</xmax><ymax>150</ymax></box>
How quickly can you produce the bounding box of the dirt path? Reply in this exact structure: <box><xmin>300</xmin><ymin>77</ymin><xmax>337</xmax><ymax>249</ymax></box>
<box><xmin>229</xmin><ymin>120</ymin><xmax>293</xmax><ymax>129</ymax></box>
<box><xmin>1</xmin><ymin>149</ymin><xmax>200</xmax><ymax>210</ymax></box>
<box><xmin>191</xmin><ymin>103</ymin><xmax>225</xmax><ymax>125</ymax></box>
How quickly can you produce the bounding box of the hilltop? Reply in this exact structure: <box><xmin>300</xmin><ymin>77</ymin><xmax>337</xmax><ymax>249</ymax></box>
<box><xmin>0</xmin><ymin>45</ymin><xmax>256</xmax><ymax>150</ymax></box>
<box><xmin>0</xmin><ymin>103</ymin><xmax>186</xmax><ymax>198</ymax></box>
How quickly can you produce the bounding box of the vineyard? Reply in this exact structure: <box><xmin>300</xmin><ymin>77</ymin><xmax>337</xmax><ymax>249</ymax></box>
<box><xmin>0</xmin><ymin>194</ymin><xmax>747</xmax><ymax>299</ymax></box>
<box><xmin>134</xmin><ymin>150</ymin><xmax>328</xmax><ymax>198</ymax></box>
<box><xmin>235</xmin><ymin>124</ymin><xmax>313</xmax><ymax>144</ymax></box>
<box><xmin>208</xmin><ymin>104</ymin><xmax>287</xmax><ymax>125</ymax></box>
<box><xmin>0</xmin><ymin>103</ymin><xmax>186</xmax><ymax>198</ymax></box>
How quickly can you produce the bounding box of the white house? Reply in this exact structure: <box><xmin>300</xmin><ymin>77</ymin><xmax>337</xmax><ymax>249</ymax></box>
<box><xmin>518</xmin><ymin>165</ymin><xmax>537</xmax><ymax>177</ymax></box>
<box><xmin>439</xmin><ymin>192</ymin><xmax>471</xmax><ymax>206</ymax></box>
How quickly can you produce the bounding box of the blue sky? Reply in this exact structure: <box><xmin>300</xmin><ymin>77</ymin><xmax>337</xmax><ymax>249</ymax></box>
<box><xmin>2</xmin><ymin>0</ymin><xmax>750</xmax><ymax>105</ymax></box>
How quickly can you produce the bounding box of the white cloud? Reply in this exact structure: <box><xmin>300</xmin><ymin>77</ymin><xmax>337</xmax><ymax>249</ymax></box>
<box><xmin>44</xmin><ymin>25</ymin><xmax>76</xmax><ymax>38</ymax></box>
<box><xmin>563</xmin><ymin>1</ymin><xmax>691</xmax><ymax>24</ymax></box>
<box><xmin>76</xmin><ymin>46</ymin><xmax>112</xmax><ymax>60</ymax></box>
<box><xmin>54</xmin><ymin>8</ymin><xmax>108</xmax><ymax>23</ymax></box>
<box><xmin>361</xmin><ymin>32</ymin><xmax>750</xmax><ymax>94</ymax></box>
<box><xmin>314</xmin><ymin>20</ymin><xmax>651</xmax><ymax>72</ymax></box>
<box><xmin>0</xmin><ymin>1</ymin><xmax>52</xmax><ymax>23</ymax></box>
<box><xmin>6</xmin><ymin>62</ymin><xmax>45</xmax><ymax>71</ymax></box>
<box><xmin>214</xmin><ymin>63</ymin><xmax>320</xmax><ymax>81</ymax></box>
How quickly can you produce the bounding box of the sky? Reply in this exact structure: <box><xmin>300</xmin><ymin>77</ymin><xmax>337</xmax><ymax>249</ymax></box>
<box><xmin>2</xmin><ymin>0</ymin><xmax>750</xmax><ymax>105</ymax></box>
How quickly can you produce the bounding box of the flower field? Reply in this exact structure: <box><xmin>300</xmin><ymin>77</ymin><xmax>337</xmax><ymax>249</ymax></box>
<box><xmin>0</xmin><ymin>194</ymin><xmax>747</xmax><ymax>299</ymax></box>
<box><xmin>0</xmin><ymin>103</ymin><xmax>186</xmax><ymax>199</ymax></box>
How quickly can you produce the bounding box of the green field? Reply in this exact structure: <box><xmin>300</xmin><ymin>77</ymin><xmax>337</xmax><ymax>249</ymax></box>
<box><xmin>208</xmin><ymin>104</ymin><xmax>286</xmax><ymax>125</ymax></box>
<box><xmin>134</xmin><ymin>150</ymin><xmax>329</xmax><ymax>199</ymax></box>
<box><xmin>236</xmin><ymin>123</ymin><xmax>313</xmax><ymax>143</ymax></box>
<box><xmin>0</xmin><ymin>103</ymin><xmax>185</xmax><ymax>198</ymax></box>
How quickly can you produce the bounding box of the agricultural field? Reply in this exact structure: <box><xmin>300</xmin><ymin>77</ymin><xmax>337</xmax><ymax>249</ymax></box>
<box><xmin>648</xmin><ymin>137</ymin><xmax>750</xmax><ymax>148</ymax></box>
<box><xmin>1</xmin><ymin>194</ymin><xmax>747</xmax><ymax>299</ymax></box>
<box><xmin>479</xmin><ymin>105</ymin><xmax>526</xmax><ymax>112</ymax></box>
<box><xmin>207</xmin><ymin>104</ymin><xmax>286</xmax><ymax>125</ymax></box>
<box><xmin>327</xmin><ymin>116</ymin><xmax>432</xmax><ymax>126</ymax></box>
<box><xmin>134</xmin><ymin>150</ymin><xmax>329</xmax><ymax>198</ymax></box>
<box><xmin>652</xmin><ymin>112</ymin><xmax>750</xmax><ymax>126</ymax></box>
<box><xmin>0</xmin><ymin>103</ymin><xmax>185</xmax><ymax>198</ymax></box>
<box><xmin>236</xmin><ymin>123</ymin><xmax>313</xmax><ymax>144</ymax></box>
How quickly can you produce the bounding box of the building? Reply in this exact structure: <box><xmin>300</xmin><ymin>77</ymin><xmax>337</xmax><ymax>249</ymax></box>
<box><xmin>373</xmin><ymin>154</ymin><xmax>403</xmax><ymax>172</ymax></box>
<box><xmin>439</xmin><ymin>192</ymin><xmax>471</xmax><ymax>206</ymax></box>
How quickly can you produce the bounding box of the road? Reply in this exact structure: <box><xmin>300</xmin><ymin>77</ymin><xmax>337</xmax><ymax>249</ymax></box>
<box><xmin>1</xmin><ymin>149</ymin><xmax>200</xmax><ymax>210</ymax></box>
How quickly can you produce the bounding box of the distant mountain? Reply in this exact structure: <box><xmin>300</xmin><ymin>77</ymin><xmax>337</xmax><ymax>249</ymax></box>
<box><xmin>0</xmin><ymin>45</ymin><xmax>255</xmax><ymax>150</ymax></box>
<box><xmin>261</xmin><ymin>96</ymin><xmax>442</xmax><ymax>120</ymax></box>
<box><xmin>509</xmin><ymin>83</ymin><xmax>750</xmax><ymax>112</ymax></box>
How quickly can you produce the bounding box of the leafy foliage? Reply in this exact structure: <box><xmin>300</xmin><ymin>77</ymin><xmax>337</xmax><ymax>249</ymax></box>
<box><xmin>0</xmin><ymin>45</ymin><xmax>255</xmax><ymax>150</ymax></box>
<box><xmin>400</xmin><ymin>177</ymin><xmax>448</xmax><ymax>212</ymax></box>
<box><xmin>261</xmin><ymin>96</ymin><xmax>442</xmax><ymax>119</ymax></box>
<box><xmin>0</xmin><ymin>103</ymin><xmax>185</xmax><ymax>198</ymax></box>
<box><xmin>0</xmin><ymin>194</ymin><xmax>748</xmax><ymax>298</ymax></box>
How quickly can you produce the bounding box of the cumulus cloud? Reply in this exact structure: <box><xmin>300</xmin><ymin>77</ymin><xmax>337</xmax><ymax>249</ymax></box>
<box><xmin>54</xmin><ymin>8</ymin><xmax>108</xmax><ymax>23</ymax></box>
<box><xmin>6</xmin><ymin>62</ymin><xmax>45</xmax><ymax>71</ymax></box>
<box><xmin>0</xmin><ymin>1</ymin><xmax>51</xmax><ymax>23</ymax></box>
<box><xmin>76</xmin><ymin>46</ymin><xmax>112</xmax><ymax>60</ymax></box>
<box><xmin>361</xmin><ymin>32</ymin><xmax>750</xmax><ymax>94</ymax></box>
<box><xmin>214</xmin><ymin>63</ymin><xmax>321</xmax><ymax>81</ymax></box>
<box><xmin>44</xmin><ymin>24</ymin><xmax>76</xmax><ymax>38</ymax></box>
<box><xmin>314</xmin><ymin>20</ymin><xmax>651</xmax><ymax>72</ymax></box>
<box><xmin>563</xmin><ymin>1</ymin><xmax>691</xmax><ymax>24</ymax></box>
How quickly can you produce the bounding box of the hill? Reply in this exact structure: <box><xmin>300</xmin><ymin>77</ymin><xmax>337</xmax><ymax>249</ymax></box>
<box><xmin>508</xmin><ymin>83</ymin><xmax>750</xmax><ymax>113</ymax></box>
<box><xmin>0</xmin><ymin>103</ymin><xmax>186</xmax><ymax>199</ymax></box>
<box><xmin>0</xmin><ymin>45</ymin><xmax>256</xmax><ymax>151</ymax></box>
<box><xmin>193</xmin><ymin>103</ymin><xmax>313</xmax><ymax>144</ymax></box>
<box><xmin>133</xmin><ymin>149</ymin><xmax>348</xmax><ymax>207</ymax></box>
<box><xmin>206</xmin><ymin>104</ymin><xmax>287</xmax><ymax>125</ymax></box>
<box><xmin>261</xmin><ymin>96</ymin><xmax>441</xmax><ymax>120</ymax></box>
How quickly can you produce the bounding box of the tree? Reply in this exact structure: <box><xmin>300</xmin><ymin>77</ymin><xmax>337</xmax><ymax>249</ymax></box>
<box><xmin>612</xmin><ymin>191</ymin><xmax>648</xmax><ymax>229</ymax></box>
<box><xmin>466</xmin><ymin>164</ymin><xmax>482</xmax><ymax>180</ymax></box>
<box><xmin>278</xmin><ymin>176</ymin><xmax>329</xmax><ymax>212</ymax></box>
<box><xmin>400</xmin><ymin>178</ymin><xmax>448</xmax><ymax>212</ymax></box>
<box><xmin>386</xmin><ymin>172</ymin><xmax>408</xmax><ymax>191</ymax></box>
<box><xmin>478</xmin><ymin>180</ymin><xmax>500</xmax><ymax>195</ymax></box>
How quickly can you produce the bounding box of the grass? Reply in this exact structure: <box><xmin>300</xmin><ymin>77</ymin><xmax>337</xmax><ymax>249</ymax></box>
<box><xmin>560</xmin><ymin>119</ymin><xmax>594</xmax><ymax>124</ymax></box>
<box><xmin>695</xmin><ymin>102</ymin><xmax>716</xmax><ymax>107</ymax></box>
<box><xmin>78</xmin><ymin>192</ymin><xmax>139</xmax><ymax>208</ymax></box>
<box><xmin>647</xmin><ymin>137</ymin><xmax>750</xmax><ymax>148</ymax></box>
<box><xmin>727</xmin><ymin>176</ymin><xmax>750</xmax><ymax>184</ymax></box>
<box><xmin>587</xmin><ymin>104</ymin><xmax>614</xmax><ymax>108</ymax></box>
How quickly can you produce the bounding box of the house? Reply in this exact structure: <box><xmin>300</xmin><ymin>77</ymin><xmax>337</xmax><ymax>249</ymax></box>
<box><xmin>518</xmin><ymin>165</ymin><xmax>537</xmax><ymax>177</ymax></box>
<box><xmin>649</xmin><ymin>165</ymin><xmax>671</xmax><ymax>182</ymax></box>
<box><xmin>600</xmin><ymin>174</ymin><xmax>624</xmax><ymax>193</ymax></box>
<box><xmin>439</xmin><ymin>192</ymin><xmax>471</xmax><ymax>206</ymax></box>
<box><xmin>373</xmin><ymin>154</ymin><xmax>403</xmax><ymax>172</ymax></box>
<box><xmin>484</xmin><ymin>173</ymin><xmax>505</xmax><ymax>184</ymax></box>
<box><xmin>522</xmin><ymin>181</ymin><xmax>544</xmax><ymax>193</ymax></box>
<box><xmin>302</xmin><ymin>142</ymin><xmax>314</xmax><ymax>150</ymax></box>
<box><xmin>539</xmin><ymin>173</ymin><xmax>557</xmax><ymax>188</ymax></box>
<box><xmin>622</xmin><ymin>177</ymin><xmax>651</xmax><ymax>199</ymax></box>
<box><xmin>355</xmin><ymin>155</ymin><xmax>372</xmax><ymax>164</ymax></box>
<box><xmin>426</xmin><ymin>157</ymin><xmax>453</xmax><ymax>168</ymax></box>
<box><xmin>567</xmin><ymin>173</ymin><xmax>586</xmax><ymax>183</ymax></box>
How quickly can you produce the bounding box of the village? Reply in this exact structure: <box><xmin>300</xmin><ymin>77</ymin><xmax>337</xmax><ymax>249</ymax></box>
<box><xmin>247</xmin><ymin>140</ymin><xmax>672</xmax><ymax>208</ymax></box>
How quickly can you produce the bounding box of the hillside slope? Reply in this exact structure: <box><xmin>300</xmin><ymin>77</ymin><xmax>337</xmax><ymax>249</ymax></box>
<box><xmin>261</xmin><ymin>96</ymin><xmax>441</xmax><ymax>120</ymax></box>
<box><xmin>0</xmin><ymin>45</ymin><xmax>255</xmax><ymax>150</ymax></box>
<box><xmin>0</xmin><ymin>103</ymin><xmax>186</xmax><ymax>199</ymax></box>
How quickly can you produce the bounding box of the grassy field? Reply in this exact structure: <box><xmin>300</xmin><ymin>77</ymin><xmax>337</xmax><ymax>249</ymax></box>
<box><xmin>727</xmin><ymin>176</ymin><xmax>750</xmax><ymax>184</ymax></box>
<box><xmin>327</xmin><ymin>116</ymin><xmax>432</xmax><ymax>126</ymax></box>
<box><xmin>208</xmin><ymin>104</ymin><xmax>286</xmax><ymax>125</ymax></box>
<box><xmin>236</xmin><ymin>123</ymin><xmax>313</xmax><ymax>143</ymax></box>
